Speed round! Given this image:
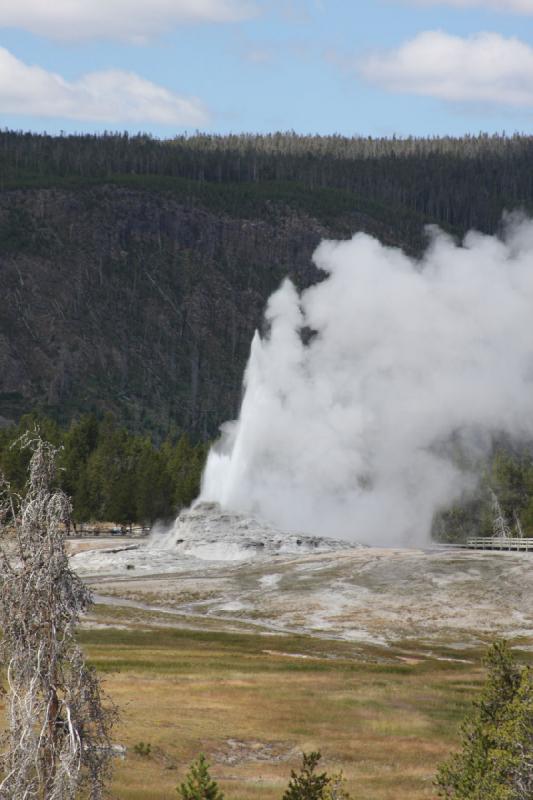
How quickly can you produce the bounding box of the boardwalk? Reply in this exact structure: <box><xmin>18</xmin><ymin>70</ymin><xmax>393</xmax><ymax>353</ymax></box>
<box><xmin>462</xmin><ymin>536</ymin><xmax>533</xmax><ymax>552</ymax></box>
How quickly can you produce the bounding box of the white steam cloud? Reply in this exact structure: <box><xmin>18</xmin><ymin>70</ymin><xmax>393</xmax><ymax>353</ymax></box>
<box><xmin>201</xmin><ymin>216</ymin><xmax>533</xmax><ymax>546</ymax></box>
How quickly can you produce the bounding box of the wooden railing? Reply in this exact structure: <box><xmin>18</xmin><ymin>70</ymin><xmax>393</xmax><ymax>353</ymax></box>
<box><xmin>465</xmin><ymin>537</ymin><xmax>533</xmax><ymax>551</ymax></box>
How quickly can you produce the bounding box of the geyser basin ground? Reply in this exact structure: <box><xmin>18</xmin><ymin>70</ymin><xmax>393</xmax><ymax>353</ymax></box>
<box><xmin>71</xmin><ymin>505</ymin><xmax>533</xmax><ymax>800</ymax></box>
<box><xmin>71</xmin><ymin>505</ymin><xmax>533</xmax><ymax>650</ymax></box>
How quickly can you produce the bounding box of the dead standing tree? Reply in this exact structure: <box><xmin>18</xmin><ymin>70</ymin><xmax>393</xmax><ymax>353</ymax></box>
<box><xmin>0</xmin><ymin>434</ymin><xmax>115</xmax><ymax>799</ymax></box>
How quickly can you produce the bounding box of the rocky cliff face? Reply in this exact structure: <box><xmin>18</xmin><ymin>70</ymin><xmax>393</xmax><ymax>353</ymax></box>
<box><xmin>0</xmin><ymin>184</ymin><xmax>400</xmax><ymax>438</ymax></box>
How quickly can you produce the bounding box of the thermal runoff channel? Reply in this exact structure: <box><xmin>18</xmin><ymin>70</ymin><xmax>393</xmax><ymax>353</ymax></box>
<box><xmin>201</xmin><ymin>215</ymin><xmax>533</xmax><ymax>546</ymax></box>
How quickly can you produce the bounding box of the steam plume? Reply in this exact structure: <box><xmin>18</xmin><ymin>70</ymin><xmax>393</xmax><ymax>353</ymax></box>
<box><xmin>201</xmin><ymin>215</ymin><xmax>533</xmax><ymax>545</ymax></box>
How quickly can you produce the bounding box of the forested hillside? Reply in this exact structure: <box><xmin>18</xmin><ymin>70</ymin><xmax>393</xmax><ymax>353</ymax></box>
<box><xmin>2</xmin><ymin>131</ymin><xmax>533</xmax><ymax>442</ymax></box>
<box><xmin>1</xmin><ymin>131</ymin><xmax>532</xmax><ymax>533</ymax></box>
<box><xmin>3</xmin><ymin>130</ymin><xmax>533</xmax><ymax>234</ymax></box>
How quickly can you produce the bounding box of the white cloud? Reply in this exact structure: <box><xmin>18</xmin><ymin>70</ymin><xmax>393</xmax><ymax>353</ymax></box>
<box><xmin>0</xmin><ymin>0</ymin><xmax>256</xmax><ymax>43</ymax></box>
<box><xmin>407</xmin><ymin>0</ymin><xmax>533</xmax><ymax>13</ymax></box>
<box><xmin>359</xmin><ymin>31</ymin><xmax>533</xmax><ymax>107</ymax></box>
<box><xmin>0</xmin><ymin>48</ymin><xmax>209</xmax><ymax>126</ymax></box>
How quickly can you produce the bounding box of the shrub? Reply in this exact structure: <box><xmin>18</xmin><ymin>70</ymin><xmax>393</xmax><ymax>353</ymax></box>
<box><xmin>133</xmin><ymin>741</ymin><xmax>152</xmax><ymax>757</ymax></box>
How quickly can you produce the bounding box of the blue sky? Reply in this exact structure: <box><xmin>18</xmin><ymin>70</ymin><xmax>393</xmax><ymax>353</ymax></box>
<box><xmin>1</xmin><ymin>0</ymin><xmax>533</xmax><ymax>137</ymax></box>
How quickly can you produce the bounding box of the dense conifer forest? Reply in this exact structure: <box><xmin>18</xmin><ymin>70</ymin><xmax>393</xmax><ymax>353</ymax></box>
<box><xmin>4</xmin><ymin>130</ymin><xmax>533</xmax><ymax>239</ymax></box>
<box><xmin>0</xmin><ymin>414</ymin><xmax>207</xmax><ymax>526</ymax></box>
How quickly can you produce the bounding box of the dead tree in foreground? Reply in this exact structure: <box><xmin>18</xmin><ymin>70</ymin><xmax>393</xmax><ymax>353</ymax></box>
<box><xmin>0</xmin><ymin>435</ymin><xmax>115</xmax><ymax>799</ymax></box>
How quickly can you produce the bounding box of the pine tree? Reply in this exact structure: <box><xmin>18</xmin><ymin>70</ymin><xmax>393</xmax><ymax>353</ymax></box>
<box><xmin>134</xmin><ymin>437</ymin><xmax>173</xmax><ymax>523</ymax></box>
<box><xmin>436</xmin><ymin>641</ymin><xmax>533</xmax><ymax>799</ymax></box>
<box><xmin>282</xmin><ymin>752</ymin><xmax>331</xmax><ymax>800</ymax></box>
<box><xmin>177</xmin><ymin>754</ymin><xmax>224</xmax><ymax>800</ymax></box>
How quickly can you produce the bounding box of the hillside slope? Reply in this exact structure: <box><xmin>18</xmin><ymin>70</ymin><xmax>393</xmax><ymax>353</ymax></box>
<box><xmin>2</xmin><ymin>131</ymin><xmax>533</xmax><ymax>438</ymax></box>
<box><xmin>0</xmin><ymin>183</ymin><xmax>417</xmax><ymax>437</ymax></box>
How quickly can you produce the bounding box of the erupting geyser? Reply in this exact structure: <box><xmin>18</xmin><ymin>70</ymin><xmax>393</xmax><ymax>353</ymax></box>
<box><xmin>200</xmin><ymin>215</ymin><xmax>533</xmax><ymax>546</ymax></box>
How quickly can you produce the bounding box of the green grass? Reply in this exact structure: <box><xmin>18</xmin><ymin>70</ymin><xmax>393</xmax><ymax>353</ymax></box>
<box><xmin>75</xmin><ymin>624</ymin><xmax>492</xmax><ymax>800</ymax></box>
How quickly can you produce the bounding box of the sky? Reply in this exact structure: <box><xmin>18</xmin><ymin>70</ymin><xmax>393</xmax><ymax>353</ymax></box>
<box><xmin>1</xmin><ymin>0</ymin><xmax>533</xmax><ymax>138</ymax></box>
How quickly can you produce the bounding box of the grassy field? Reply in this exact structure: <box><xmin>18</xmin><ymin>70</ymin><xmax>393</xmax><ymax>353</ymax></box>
<box><xmin>78</xmin><ymin>615</ymin><xmax>501</xmax><ymax>800</ymax></box>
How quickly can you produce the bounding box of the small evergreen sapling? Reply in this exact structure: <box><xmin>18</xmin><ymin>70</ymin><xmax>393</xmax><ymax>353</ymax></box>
<box><xmin>282</xmin><ymin>752</ymin><xmax>331</xmax><ymax>800</ymax></box>
<box><xmin>178</xmin><ymin>754</ymin><xmax>224</xmax><ymax>800</ymax></box>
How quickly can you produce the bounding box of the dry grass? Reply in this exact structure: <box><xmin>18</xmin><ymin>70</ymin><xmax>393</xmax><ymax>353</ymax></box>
<box><xmin>77</xmin><ymin>622</ymin><xmax>495</xmax><ymax>800</ymax></box>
